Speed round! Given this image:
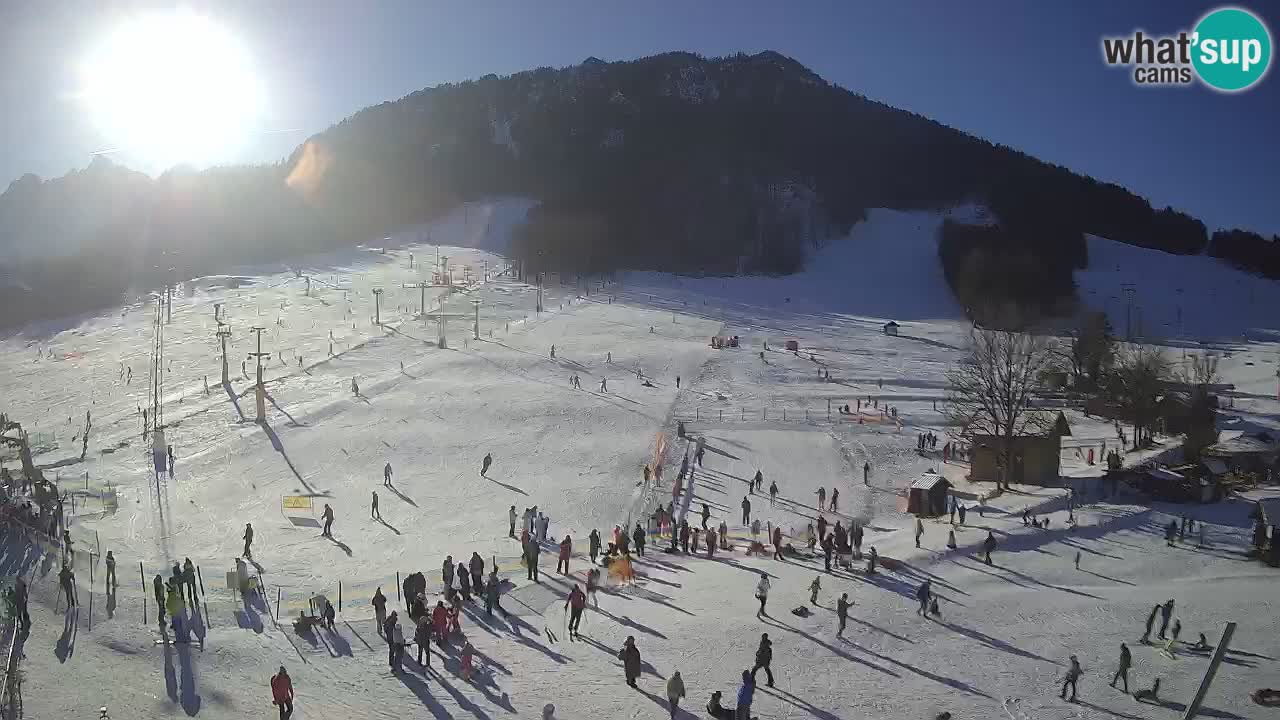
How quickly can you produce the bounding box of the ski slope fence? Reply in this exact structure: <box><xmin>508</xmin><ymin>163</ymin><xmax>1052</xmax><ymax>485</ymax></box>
<box><xmin>677</xmin><ymin>405</ymin><xmax>907</xmax><ymax>428</ymax></box>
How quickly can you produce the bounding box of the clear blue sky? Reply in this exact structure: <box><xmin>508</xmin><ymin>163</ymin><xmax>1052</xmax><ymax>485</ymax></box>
<box><xmin>2</xmin><ymin>1</ymin><xmax>1277</xmax><ymax>235</ymax></box>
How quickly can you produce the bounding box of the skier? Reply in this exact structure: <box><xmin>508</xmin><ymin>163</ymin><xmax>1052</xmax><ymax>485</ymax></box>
<box><xmin>755</xmin><ymin>572</ymin><xmax>770</xmax><ymax>617</ymax></box>
<box><xmin>383</xmin><ymin>462</ymin><xmax>393</xmax><ymax>486</ymax></box>
<box><xmin>386</xmin><ymin>612</ymin><xmax>405</xmax><ymax>671</ymax></box>
<box><xmin>589</xmin><ymin>528</ymin><xmax>602</xmax><ymax>564</ymax></box>
<box><xmin>699</xmin><ymin>502</ymin><xmax>711</xmax><ymax>531</ymax></box>
<box><xmin>867</xmin><ymin>546</ymin><xmax>878</xmax><ymax>574</ymax></box>
<box><xmin>321</xmin><ymin>503</ymin><xmax>334</xmax><ymax>537</ymax></box>
<box><xmin>679</xmin><ymin>521</ymin><xmax>690</xmax><ymax>553</ymax></box>
<box><xmin>1158</xmin><ymin>599</ymin><xmax>1174</xmax><ymax>639</ymax></box>
<box><xmin>550</xmin><ymin>345</ymin><xmax>555</xmax><ymax>359</ymax></box>
<box><xmin>105</xmin><ymin>550</ymin><xmax>117</xmax><ymax>590</ymax></box>
<box><xmin>772</xmin><ymin>526</ymin><xmax>784</xmax><ymax>561</ymax></box>
<box><xmin>829</xmin><ymin>488</ymin><xmax>839</xmax><ymax>512</ymax></box>
<box><xmin>352</xmin><ymin>377</ymin><xmax>359</xmax><ymax>396</ymax></box>
<box><xmin>167</xmin><ymin>445</ymin><xmax>175</xmax><ymax>475</ymax></box>
<box><xmin>741</xmin><ymin>496</ymin><xmax>751</xmax><ymax>526</ymax></box>
<box><xmin>1141</xmin><ymin>604</ymin><xmax>1159</xmax><ymax>643</ymax></box>
<box><xmin>59</xmin><ymin>564</ymin><xmax>76</xmax><ymax>608</ymax></box>
<box><xmin>565</xmin><ymin>584</ymin><xmax>586</xmax><ymax>638</ymax></box>
<box><xmin>768</xmin><ymin>481</ymin><xmax>779</xmax><ymax>507</ymax></box>
<box><xmin>431</xmin><ymin>601</ymin><xmax>449</xmax><ymax>648</ymax></box>
<box><xmin>271</xmin><ymin>666</ymin><xmax>295</xmax><ymax>720</ymax></box>
<box><xmin>821</xmin><ymin>534</ymin><xmax>834</xmax><ymax>573</ymax></box>
<box><xmin>372</xmin><ymin>587</ymin><xmax>388</xmax><ymax>636</ymax></box>
<box><xmin>836</xmin><ymin>593</ymin><xmax>851</xmax><ymax>637</ymax></box>
<box><xmin>666</xmin><ymin>670</ymin><xmax>687</xmax><ymax>719</ymax></box>
<box><xmin>863</xmin><ymin>461</ymin><xmax>870</xmax><ymax>486</ymax></box>
<box><xmin>599</xmin><ymin>377</ymin><xmax>608</xmax><ymax>392</ymax></box>
<box><xmin>706</xmin><ymin>526</ymin><xmax>717</xmax><ymax>557</ymax></box>
<box><xmin>915</xmin><ymin>518</ymin><xmax>924</xmax><ymax>548</ymax></box>
<box><xmin>751</xmin><ymin>633</ymin><xmax>775</xmax><ymax>687</ymax></box>
<box><xmin>958</xmin><ymin>504</ymin><xmax>967</xmax><ymax>525</ymax></box>
<box><xmin>558</xmin><ymin>535</ymin><xmax>573</xmax><ymax>574</ymax></box>
<box><xmin>1074</xmin><ymin>550</ymin><xmax>1081</xmax><ymax>570</ymax></box>
<box><xmin>719</xmin><ymin>520</ymin><xmax>729</xmax><ymax>550</ymax></box>
<box><xmin>808</xmin><ymin>576</ymin><xmax>821</xmax><ymax>605</ymax></box>
<box><xmin>633</xmin><ymin>523</ymin><xmax>646</xmax><ymax>557</ymax></box>
<box><xmin>817</xmin><ymin>515</ymin><xmax>828</xmax><ymax>542</ymax></box>
<box><xmin>481</xmin><ymin>452</ymin><xmax>492</xmax><ymax>477</ymax></box>
<box><xmin>1109</xmin><ymin>643</ymin><xmax>1131</xmax><ymax>692</ymax></box>
<box><xmin>509</xmin><ymin>505</ymin><xmax>518</xmax><ymax>538</ymax></box>
<box><xmin>619</xmin><ymin>636</ymin><xmax>642</xmax><ymax>688</ymax></box>
<box><xmin>443</xmin><ymin>556</ymin><xmax>455</xmax><ymax>589</ymax></box>
<box><xmin>1060</xmin><ymin>655</ymin><xmax>1082</xmax><ymax>702</ymax></box>
<box><xmin>243</xmin><ymin>522</ymin><xmax>255</xmax><ymax>558</ymax></box>
<box><xmin>465</xmin><ymin>553</ymin><xmax>484</xmax><ymax>593</ymax></box>
<box><xmin>983</xmin><ymin>531</ymin><xmax>997</xmax><ymax>565</ymax></box>
<box><xmin>371</xmin><ymin>491</ymin><xmax>381</xmax><ymax>520</ymax></box>
<box><xmin>916</xmin><ymin>580</ymin><xmax>932</xmax><ymax>617</ymax></box>
<box><xmin>816</xmin><ymin>486</ymin><xmax>826</xmax><ymax>509</ymax></box>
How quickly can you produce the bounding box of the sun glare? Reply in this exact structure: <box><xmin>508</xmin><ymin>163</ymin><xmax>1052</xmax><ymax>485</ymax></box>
<box><xmin>79</xmin><ymin>11</ymin><xmax>263</xmax><ymax>170</ymax></box>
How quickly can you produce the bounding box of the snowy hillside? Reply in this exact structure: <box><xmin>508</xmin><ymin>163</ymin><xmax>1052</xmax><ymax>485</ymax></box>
<box><xmin>2</xmin><ymin>200</ymin><xmax>1278</xmax><ymax>720</ymax></box>
<box><xmin>1077</xmin><ymin>233</ymin><xmax>1280</xmax><ymax>341</ymax></box>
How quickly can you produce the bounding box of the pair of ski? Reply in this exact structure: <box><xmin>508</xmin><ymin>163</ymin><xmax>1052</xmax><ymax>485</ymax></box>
<box><xmin>544</xmin><ymin>627</ymin><xmax>580</xmax><ymax>643</ymax></box>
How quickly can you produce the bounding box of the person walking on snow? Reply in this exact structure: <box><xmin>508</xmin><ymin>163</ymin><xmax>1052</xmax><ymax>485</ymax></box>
<box><xmin>772</xmin><ymin>526</ymin><xmax>784</xmax><ymax>560</ymax></box>
<box><xmin>558</xmin><ymin>535</ymin><xmax>573</xmax><ymax>574</ymax></box>
<box><xmin>481</xmin><ymin>452</ymin><xmax>492</xmax><ymax>477</ymax></box>
<box><xmin>619</xmin><ymin>636</ymin><xmax>642</xmax><ymax>688</ymax></box>
<box><xmin>809</xmin><ymin>576</ymin><xmax>821</xmax><ymax>605</ymax></box>
<box><xmin>457</xmin><ymin>562</ymin><xmax>472</xmax><ymax>601</ymax></box>
<box><xmin>633</xmin><ymin>523</ymin><xmax>646</xmax><ymax>556</ymax></box>
<box><xmin>755</xmin><ymin>573</ymin><xmax>771</xmax><ymax>617</ymax></box>
<box><xmin>371</xmin><ymin>491</ymin><xmax>381</xmax><ymax>520</ymax></box>
<box><xmin>701</xmin><ymin>503</ymin><xmax>711</xmax><ymax>531</ymax></box>
<box><xmin>526</xmin><ymin>540</ymin><xmax>541</xmax><ymax>582</ymax></box>
<box><xmin>666</xmin><ymin>670</ymin><xmax>687</xmax><ymax>719</ymax></box>
<box><xmin>383</xmin><ymin>462</ymin><xmax>393</xmax><ymax>486</ymax></box>
<box><xmin>737</xmin><ymin>670</ymin><xmax>756</xmax><ymax>720</ymax></box>
<box><xmin>509</xmin><ymin>505</ymin><xmax>518</xmax><ymax>538</ymax></box>
<box><xmin>915</xmin><ymin>518</ymin><xmax>924</xmax><ymax>548</ymax></box>
<box><xmin>321</xmin><ymin>503</ymin><xmax>334</xmax><ymax>537</ymax></box>
<box><xmin>983</xmin><ymin>531</ymin><xmax>997</xmax><ymax>565</ymax></box>
<box><xmin>916</xmin><ymin>580</ymin><xmax>932</xmax><ymax>617</ymax></box>
<box><xmin>752</xmin><ymin>470</ymin><xmax>763</xmax><ymax>495</ymax></box>
<box><xmin>599</xmin><ymin>377</ymin><xmax>608</xmax><ymax>392</ymax></box>
<box><xmin>442</xmin><ymin>556</ymin><xmax>455</xmax><ymax>590</ymax></box>
<box><xmin>589</xmin><ymin>529</ymin><xmax>602</xmax><ymax>564</ymax></box>
<box><xmin>741</xmin><ymin>496</ymin><xmax>751</xmax><ymax>526</ymax></box>
<box><xmin>372</xmin><ymin>587</ymin><xmax>387</xmax><ymax>635</ymax></box>
<box><xmin>863</xmin><ymin>461</ymin><xmax>870</xmax><ymax>486</ymax></box>
<box><xmin>469</xmin><ymin>552</ymin><xmax>485</xmax><ymax>592</ymax></box>
<box><xmin>1060</xmin><ymin>655</ymin><xmax>1082</xmax><ymax>702</ymax></box>
<box><xmin>485</xmin><ymin>567</ymin><xmax>504</xmax><ymax>617</ymax></box>
<box><xmin>829</xmin><ymin>488</ymin><xmax>839</xmax><ymax>512</ymax></box>
<box><xmin>271</xmin><ymin>666</ymin><xmax>294</xmax><ymax>720</ymax></box>
<box><xmin>1141</xmin><ymin>604</ymin><xmax>1159</xmax><ymax>643</ymax></box>
<box><xmin>153</xmin><ymin>574</ymin><xmax>167</xmax><ymax>623</ymax></box>
<box><xmin>836</xmin><ymin>593</ymin><xmax>851</xmax><ymax>637</ymax></box>
<box><xmin>243</xmin><ymin>522</ymin><xmax>254</xmax><ymax>558</ymax></box>
<box><xmin>566</xmin><ymin>584</ymin><xmax>586</xmax><ymax>638</ymax></box>
<box><xmin>751</xmin><ymin>633</ymin><xmax>775</xmax><ymax>687</ymax></box>
<box><xmin>1110</xmin><ymin>643</ymin><xmax>1131</xmax><ymax>692</ymax></box>
<box><xmin>817</xmin><ymin>515</ymin><xmax>828</xmax><ymax>542</ymax></box>
<box><xmin>415</xmin><ymin>614</ymin><xmax>433</xmax><ymax>667</ymax></box>
<box><xmin>768</xmin><ymin>481</ymin><xmax>779</xmax><ymax>507</ymax></box>
<box><xmin>816</xmin><ymin>486</ymin><xmax>826</xmax><ymax>509</ymax></box>
<box><xmin>1158</xmin><ymin>599</ymin><xmax>1174</xmax><ymax>639</ymax></box>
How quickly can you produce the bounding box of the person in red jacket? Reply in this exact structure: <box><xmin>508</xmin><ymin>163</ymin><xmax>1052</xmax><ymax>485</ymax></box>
<box><xmin>565</xmin><ymin>584</ymin><xmax>587</xmax><ymax>638</ymax></box>
<box><xmin>270</xmin><ymin>666</ymin><xmax>294</xmax><ymax>720</ymax></box>
<box><xmin>431</xmin><ymin>600</ymin><xmax>450</xmax><ymax>648</ymax></box>
<box><xmin>557</xmin><ymin>534</ymin><xmax>572</xmax><ymax>574</ymax></box>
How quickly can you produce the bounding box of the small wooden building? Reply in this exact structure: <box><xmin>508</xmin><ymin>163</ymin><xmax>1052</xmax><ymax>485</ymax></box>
<box><xmin>907</xmin><ymin>472</ymin><xmax>951</xmax><ymax>516</ymax></box>
<box><xmin>883</xmin><ymin>321</ymin><xmax>899</xmax><ymax>336</ymax></box>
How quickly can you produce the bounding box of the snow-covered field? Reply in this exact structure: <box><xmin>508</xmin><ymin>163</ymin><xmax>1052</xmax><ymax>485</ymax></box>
<box><xmin>3</xmin><ymin>201</ymin><xmax>1279</xmax><ymax>720</ymax></box>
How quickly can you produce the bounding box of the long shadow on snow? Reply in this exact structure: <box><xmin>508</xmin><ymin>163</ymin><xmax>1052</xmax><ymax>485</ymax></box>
<box><xmin>259</xmin><ymin>419</ymin><xmax>328</xmax><ymax>497</ymax></box>
<box><xmin>756</xmin><ymin>614</ymin><xmax>898</xmax><ymax>679</ymax></box>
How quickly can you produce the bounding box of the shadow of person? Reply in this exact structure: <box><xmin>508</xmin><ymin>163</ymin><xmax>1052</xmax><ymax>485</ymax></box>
<box><xmin>106</xmin><ymin>585</ymin><xmax>117</xmax><ymax>619</ymax></box>
<box><xmin>327</xmin><ymin>535</ymin><xmax>354</xmax><ymax>556</ymax></box>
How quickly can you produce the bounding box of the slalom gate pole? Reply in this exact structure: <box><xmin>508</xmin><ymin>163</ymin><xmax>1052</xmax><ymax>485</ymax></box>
<box><xmin>88</xmin><ymin>559</ymin><xmax>94</xmax><ymax>630</ymax></box>
<box><xmin>139</xmin><ymin>561</ymin><xmax>146</xmax><ymax>625</ymax></box>
<box><xmin>338</xmin><ymin>581</ymin><xmax>343</xmax><ymax>613</ymax></box>
<box><xmin>396</xmin><ymin>572</ymin><xmax>401</xmax><ymax>602</ymax></box>
<box><xmin>276</xmin><ymin>588</ymin><xmax>281</xmax><ymax>621</ymax></box>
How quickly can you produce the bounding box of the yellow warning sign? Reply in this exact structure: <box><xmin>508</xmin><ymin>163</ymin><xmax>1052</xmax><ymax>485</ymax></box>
<box><xmin>282</xmin><ymin>496</ymin><xmax>313</xmax><ymax>510</ymax></box>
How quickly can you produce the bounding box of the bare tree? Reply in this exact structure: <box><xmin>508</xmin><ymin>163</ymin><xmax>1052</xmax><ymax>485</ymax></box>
<box><xmin>1056</xmin><ymin>311</ymin><xmax>1115</xmax><ymax>390</ymax></box>
<box><xmin>1109</xmin><ymin>346</ymin><xmax>1170</xmax><ymax>449</ymax></box>
<box><xmin>946</xmin><ymin>328</ymin><xmax>1056</xmax><ymax>490</ymax></box>
<box><xmin>1180</xmin><ymin>353</ymin><xmax>1220</xmax><ymax>462</ymax></box>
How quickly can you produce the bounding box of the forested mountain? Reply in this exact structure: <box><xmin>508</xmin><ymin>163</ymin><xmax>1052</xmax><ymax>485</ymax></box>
<box><xmin>0</xmin><ymin>50</ymin><xmax>1271</xmax><ymax>328</ymax></box>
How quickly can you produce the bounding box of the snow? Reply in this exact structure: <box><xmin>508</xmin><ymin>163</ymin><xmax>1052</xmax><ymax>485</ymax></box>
<box><xmin>3</xmin><ymin>203</ymin><xmax>1279</xmax><ymax>720</ymax></box>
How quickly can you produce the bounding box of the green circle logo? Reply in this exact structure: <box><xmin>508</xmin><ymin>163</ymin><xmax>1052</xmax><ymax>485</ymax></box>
<box><xmin>1192</xmin><ymin>7</ymin><xmax>1272</xmax><ymax>92</ymax></box>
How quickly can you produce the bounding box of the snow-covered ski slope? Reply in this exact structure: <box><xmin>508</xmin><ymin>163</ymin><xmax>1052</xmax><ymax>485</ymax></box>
<box><xmin>3</xmin><ymin>200</ymin><xmax>1279</xmax><ymax>720</ymax></box>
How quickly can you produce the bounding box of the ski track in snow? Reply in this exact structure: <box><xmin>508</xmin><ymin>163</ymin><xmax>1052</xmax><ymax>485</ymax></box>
<box><xmin>3</xmin><ymin>200</ymin><xmax>1280</xmax><ymax>719</ymax></box>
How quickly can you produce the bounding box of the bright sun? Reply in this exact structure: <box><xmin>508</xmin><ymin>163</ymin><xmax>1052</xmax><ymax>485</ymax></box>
<box><xmin>80</xmin><ymin>11</ymin><xmax>263</xmax><ymax>169</ymax></box>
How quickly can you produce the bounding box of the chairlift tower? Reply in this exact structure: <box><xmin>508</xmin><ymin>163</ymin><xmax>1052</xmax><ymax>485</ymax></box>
<box><xmin>247</xmin><ymin>327</ymin><xmax>269</xmax><ymax>422</ymax></box>
<box><xmin>372</xmin><ymin>288</ymin><xmax>384</xmax><ymax>326</ymax></box>
<box><xmin>216</xmin><ymin>322</ymin><xmax>232</xmax><ymax>384</ymax></box>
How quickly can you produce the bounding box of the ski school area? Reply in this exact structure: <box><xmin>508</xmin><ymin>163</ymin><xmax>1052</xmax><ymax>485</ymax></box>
<box><xmin>2</xmin><ymin>204</ymin><xmax>1280</xmax><ymax>719</ymax></box>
